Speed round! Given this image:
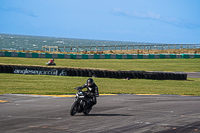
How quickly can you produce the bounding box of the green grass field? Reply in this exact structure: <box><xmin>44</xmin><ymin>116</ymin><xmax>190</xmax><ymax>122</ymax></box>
<box><xmin>0</xmin><ymin>57</ymin><xmax>200</xmax><ymax>95</ymax></box>
<box><xmin>0</xmin><ymin>73</ymin><xmax>200</xmax><ymax>96</ymax></box>
<box><xmin>1</xmin><ymin>57</ymin><xmax>200</xmax><ymax>72</ymax></box>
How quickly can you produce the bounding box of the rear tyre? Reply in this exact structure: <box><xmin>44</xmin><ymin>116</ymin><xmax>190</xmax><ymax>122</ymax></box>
<box><xmin>83</xmin><ymin>108</ymin><xmax>91</xmax><ymax>115</ymax></box>
<box><xmin>70</xmin><ymin>102</ymin><xmax>78</xmax><ymax>116</ymax></box>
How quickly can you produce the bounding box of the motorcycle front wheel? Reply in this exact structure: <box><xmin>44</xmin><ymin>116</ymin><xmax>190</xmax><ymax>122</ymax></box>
<box><xmin>70</xmin><ymin>101</ymin><xmax>78</xmax><ymax>116</ymax></box>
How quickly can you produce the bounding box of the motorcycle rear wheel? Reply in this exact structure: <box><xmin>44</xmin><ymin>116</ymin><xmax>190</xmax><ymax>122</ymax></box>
<box><xmin>70</xmin><ymin>102</ymin><xmax>78</xmax><ymax>116</ymax></box>
<box><xmin>83</xmin><ymin>108</ymin><xmax>91</xmax><ymax>115</ymax></box>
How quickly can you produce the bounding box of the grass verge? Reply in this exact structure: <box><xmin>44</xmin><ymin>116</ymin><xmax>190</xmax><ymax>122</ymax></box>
<box><xmin>0</xmin><ymin>57</ymin><xmax>200</xmax><ymax>72</ymax></box>
<box><xmin>1</xmin><ymin>73</ymin><xmax>200</xmax><ymax>96</ymax></box>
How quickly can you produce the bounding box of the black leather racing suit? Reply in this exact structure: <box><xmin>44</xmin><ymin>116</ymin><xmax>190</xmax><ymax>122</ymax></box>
<box><xmin>78</xmin><ymin>83</ymin><xmax>99</xmax><ymax>108</ymax></box>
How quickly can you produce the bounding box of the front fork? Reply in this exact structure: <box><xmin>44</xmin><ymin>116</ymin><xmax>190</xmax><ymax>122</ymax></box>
<box><xmin>75</xmin><ymin>99</ymin><xmax>84</xmax><ymax>112</ymax></box>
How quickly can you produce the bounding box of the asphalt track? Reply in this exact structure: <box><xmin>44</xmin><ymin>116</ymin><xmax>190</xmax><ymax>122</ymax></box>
<box><xmin>1</xmin><ymin>94</ymin><xmax>200</xmax><ymax>133</ymax></box>
<box><xmin>185</xmin><ymin>72</ymin><xmax>200</xmax><ymax>78</ymax></box>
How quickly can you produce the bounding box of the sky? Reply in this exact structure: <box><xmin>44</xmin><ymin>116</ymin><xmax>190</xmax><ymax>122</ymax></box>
<box><xmin>0</xmin><ymin>0</ymin><xmax>200</xmax><ymax>44</ymax></box>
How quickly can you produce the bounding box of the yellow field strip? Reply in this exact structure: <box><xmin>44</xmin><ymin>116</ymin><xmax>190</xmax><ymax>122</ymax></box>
<box><xmin>30</xmin><ymin>94</ymin><xmax>75</xmax><ymax>97</ymax></box>
<box><xmin>29</xmin><ymin>94</ymin><xmax>160</xmax><ymax>97</ymax></box>
<box><xmin>0</xmin><ymin>100</ymin><xmax>10</xmax><ymax>103</ymax></box>
<box><xmin>135</xmin><ymin>94</ymin><xmax>160</xmax><ymax>96</ymax></box>
<box><xmin>29</xmin><ymin>94</ymin><xmax>118</xmax><ymax>97</ymax></box>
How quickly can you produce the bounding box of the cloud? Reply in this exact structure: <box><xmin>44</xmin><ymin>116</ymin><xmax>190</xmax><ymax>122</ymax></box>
<box><xmin>112</xmin><ymin>8</ymin><xmax>160</xmax><ymax>20</ymax></box>
<box><xmin>0</xmin><ymin>6</ymin><xmax>37</xmax><ymax>17</ymax></box>
<box><xmin>111</xmin><ymin>8</ymin><xmax>199</xmax><ymax>29</ymax></box>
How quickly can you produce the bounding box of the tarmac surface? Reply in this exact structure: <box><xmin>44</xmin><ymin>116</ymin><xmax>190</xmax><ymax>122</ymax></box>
<box><xmin>1</xmin><ymin>94</ymin><xmax>200</xmax><ymax>133</ymax></box>
<box><xmin>185</xmin><ymin>72</ymin><xmax>200</xmax><ymax>78</ymax></box>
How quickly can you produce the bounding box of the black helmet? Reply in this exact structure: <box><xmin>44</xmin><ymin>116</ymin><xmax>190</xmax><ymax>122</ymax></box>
<box><xmin>87</xmin><ymin>78</ymin><xmax>94</xmax><ymax>87</ymax></box>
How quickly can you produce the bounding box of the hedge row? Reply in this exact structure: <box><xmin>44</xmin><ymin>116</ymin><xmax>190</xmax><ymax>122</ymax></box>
<box><xmin>0</xmin><ymin>65</ymin><xmax>187</xmax><ymax>80</ymax></box>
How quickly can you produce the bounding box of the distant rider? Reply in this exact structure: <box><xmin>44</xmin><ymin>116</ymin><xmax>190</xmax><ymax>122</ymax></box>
<box><xmin>76</xmin><ymin>78</ymin><xmax>99</xmax><ymax>108</ymax></box>
<box><xmin>47</xmin><ymin>59</ymin><xmax>55</xmax><ymax>65</ymax></box>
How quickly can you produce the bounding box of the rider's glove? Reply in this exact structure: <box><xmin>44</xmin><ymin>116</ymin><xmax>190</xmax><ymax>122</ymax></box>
<box><xmin>75</xmin><ymin>87</ymin><xmax>81</xmax><ymax>90</ymax></box>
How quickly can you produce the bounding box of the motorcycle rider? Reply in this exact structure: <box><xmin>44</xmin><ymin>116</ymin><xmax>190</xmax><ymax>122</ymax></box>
<box><xmin>47</xmin><ymin>59</ymin><xmax>55</xmax><ymax>65</ymax></box>
<box><xmin>76</xmin><ymin>78</ymin><xmax>99</xmax><ymax>109</ymax></box>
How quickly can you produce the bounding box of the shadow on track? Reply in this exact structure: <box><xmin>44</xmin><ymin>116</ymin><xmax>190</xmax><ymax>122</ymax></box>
<box><xmin>84</xmin><ymin>114</ymin><xmax>133</xmax><ymax>116</ymax></box>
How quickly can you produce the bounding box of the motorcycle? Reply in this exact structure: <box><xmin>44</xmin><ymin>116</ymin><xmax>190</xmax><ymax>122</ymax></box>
<box><xmin>70</xmin><ymin>88</ymin><xmax>92</xmax><ymax>116</ymax></box>
<box><xmin>46</xmin><ymin>62</ymin><xmax>56</xmax><ymax>66</ymax></box>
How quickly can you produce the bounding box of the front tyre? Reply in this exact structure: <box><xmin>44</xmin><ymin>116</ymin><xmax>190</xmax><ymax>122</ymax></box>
<box><xmin>70</xmin><ymin>102</ymin><xmax>78</xmax><ymax>116</ymax></box>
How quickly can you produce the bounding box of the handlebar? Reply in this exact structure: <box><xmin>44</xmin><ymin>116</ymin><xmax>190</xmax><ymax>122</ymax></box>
<box><xmin>74</xmin><ymin>87</ymin><xmax>82</xmax><ymax>91</ymax></box>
